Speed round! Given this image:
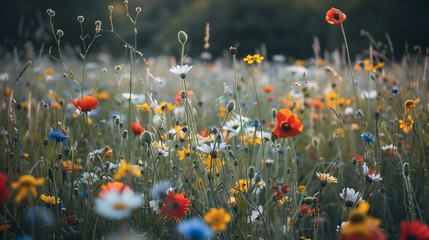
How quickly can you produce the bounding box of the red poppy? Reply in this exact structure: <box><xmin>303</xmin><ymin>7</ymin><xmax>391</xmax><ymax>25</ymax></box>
<box><xmin>0</xmin><ymin>172</ymin><xmax>9</xmax><ymax>204</ymax></box>
<box><xmin>272</xmin><ymin>108</ymin><xmax>303</xmax><ymax>139</ymax></box>
<box><xmin>308</xmin><ymin>100</ymin><xmax>324</xmax><ymax>110</ymax></box>
<box><xmin>400</xmin><ymin>220</ymin><xmax>429</xmax><ymax>240</ymax></box>
<box><xmin>200</xmin><ymin>129</ymin><xmax>208</xmax><ymax>137</ymax></box>
<box><xmin>72</xmin><ymin>96</ymin><xmax>98</xmax><ymax>112</ymax></box>
<box><xmin>300</xmin><ymin>205</ymin><xmax>308</xmax><ymax>215</ymax></box>
<box><xmin>326</xmin><ymin>8</ymin><xmax>346</xmax><ymax>24</ymax></box>
<box><xmin>349</xmin><ymin>153</ymin><xmax>363</xmax><ymax>162</ymax></box>
<box><xmin>161</xmin><ymin>189</ymin><xmax>191</xmax><ymax>222</ymax></box>
<box><xmin>340</xmin><ymin>226</ymin><xmax>386</xmax><ymax>240</ymax></box>
<box><xmin>272</xmin><ymin>184</ymin><xmax>290</xmax><ymax>200</ymax></box>
<box><xmin>131</xmin><ymin>122</ymin><xmax>145</xmax><ymax>136</ymax></box>
<box><xmin>175</xmin><ymin>90</ymin><xmax>194</xmax><ymax>104</ymax></box>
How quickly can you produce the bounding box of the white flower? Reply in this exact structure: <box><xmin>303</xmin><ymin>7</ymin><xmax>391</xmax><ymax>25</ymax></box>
<box><xmin>197</xmin><ymin>142</ymin><xmax>228</xmax><ymax>154</ymax></box>
<box><xmin>248</xmin><ymin>205</ymin><xmax>263</xmax><ymax>223</ymax></box>
<box><xmin>0</xmin><ymin>73</ymin><xmax>9</xmax><ymax>81</ymax></box>
<box><xmin>149</xmin><ymin>200</ymin><xmax>161</xmax><ymax>214</ymax></box>
<box><xmin>360</xmin><ymin>90</ymin><xmax>377</xmax><ymax>99</ymax></box>
<box><xmin>152</xmin><ymin>114</ymin><xmax>164</xmax><ymax>127</ymax></box>
<box><xmin>381</xmin><ymin>144</ymin><xmax>397</xmax><ymax>151</ymax></box>
<box><xmin>80</xmin><ymin>172</ymin><xmax>100</xmax><ymax>184</ymax></box>
<box><xmin>362</xmin><ymin>162</ymin><xmax>383</xmax><ymax>182</ymax></box>
<box><xmin>344</xmin><ymin>107</ymin><xmax>354</xmax><ymax>116</ymax></box>
<box><xmin>169</xmin><ymin>65</ymin><xmax>193</xmax><ymax>76</ymax></box>
<box><xmin>339</xmin><ymin>188</ymin><xmax>362</xmax><ymax>207</ymax></box>
<box><xmin>94</xmin><ymin>189</ymin><xmax>143</xmax><ymax>219</ymax></box>
<box><xmin>122</xmin><ymin>93</ymin><xmax>146</xmax><ymax>105</ymax></box>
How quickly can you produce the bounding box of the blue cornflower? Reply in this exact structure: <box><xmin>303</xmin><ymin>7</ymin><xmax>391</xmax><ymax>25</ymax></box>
<box><xmin>354</xmin><ymin>110</ymin><xmax>364</xmax><ymax>117</ymax></box>
<box><xmin>389</xmin><ymin>87</ymin><xmax>400</xmax><ymax>95</ymax></box>
<box><xmin>361</xmin><ymin>132</ymin><xmax>375</xmax><ymax>144</ymax></box>
<box><xmin>177</xmin><ymin>218</ymin><xmax>213</xmax><ymax>240</ymax></box>
<box><xmin>49</xmin><ymin>129</ymin><xmax>69</xmax><ymax>142</ymax></box>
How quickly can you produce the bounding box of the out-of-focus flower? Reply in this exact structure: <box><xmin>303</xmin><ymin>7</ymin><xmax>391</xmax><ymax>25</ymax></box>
<box><xmin>360</xmin><ymin>90</ymin><xmax>377</xmax><ymax>99</ymax></box>
<box><xmin>0</xmin><ymin>224</ymin><xmax>11</xmax><ymax>232</ymax></box>
<box><xmin>175</xmin><ymin>90</ymin><xmax>194</xmax><ymax>104</ymax></box>
<box><xmin>72</xmin><ymin>96</ymin><xmax>98</xmax><ymax>112</ymax></box>
<box><xmin>400</xmin><ymin>220</ymin><xmax>429</xmax><ymax>240</ymax></box>
<box><xmin>204</xmin><ymin>208</ymin><xmax>231</xmax><ymax>231</ymax></box>
<box><xmin>136</xmin><ymin>103</ymin><xmax>151</xmax><ymax>111</ymax></box>
<box><xmin>272</xmin><ymin>108</ymin><xmax>303</xmax><ymax>139</ymax></box>
<box><xmin>161</xmin><ymin>189</ymin><xmax>191</xmax><ymax>222</ymax></box>
<box><xmin>361</xmin><ymin>133</ymin><xmax>375</xmax><ymax>144</ymax></box>
<box><xmin>0</xmin><ymin>172</ymin><xmax>10</xmax><ymax>204</ymax></box>
<box><xmin>40</xmin><ymin>194</ymin><xmax>60</xmax><ymax>204</ymax></box>
<box><xmin>263</xmin><ymin>86</ymin><xmax>275</xmax><ymax>93</ymax></box>
<box><xmin>272</xmin><ymin>184</ymin><xmax>290</xmax><ymax>201</ymax></box>
<box><xmin>114</xmin><ymin>160</ymin><xmax>141</xmax><ymax>180</ymax></box>
<box><xmin>404</xmin><ymin>98</ymin><xmax>419</xmax><ymax>114</ymax></box>
<box><xmin>340</xmin><ymin>201</ymin><xmax>384</xmax><ymax>239</ymax></box>
<box><xmin>399</xmin><ymin>115</ymin><xmax>414</xmax><ymax>133</ymax></box>
<box><xmin>177</xmin><ymin>218</ymin><xmax>213</xmax><ymax>239</ymax></box>
<box><xmin>389</xmin><ymin>87</ymin><xmax>400</xmax><ymax>96</ymax></box>
<box><xmin>95</xmin><ymin>182</ymin><xmax>142</xmax><ymax>219</ymax></box>
<box><xmin>349</xmin><ymin>153</ymin><xmax>363</xmax><ymax>163</ymax></box>
<box><xmin>93</xmin><ymin>91</ymin><xmax>110</xmax><ymax>100</ymax></box>
<box><xmin>43</xmin><ymin>68</ymin><xmax>54</xmax><ymax>76</ymax></box>
<box><xmin>131</xmin><ymin>122</ymin><xmax>145</xmax><ymax>136</ymax></box>
<box><xmin>243</xmin><ymin>54</ymin><xmax>264</xmax><ymax>64</ymax></box>
<box><xmin>326</xmin><ymin>8</ymin><xmax>346</xmax><ymax>24</ymax></box>
<box><xmin>177</xmin><ymin>148</ymin><xmax>191</xmax><ymax>160</ymax></box>
<box><xmin>49</xmin><ymin>128</ymin><xmax>69</xmax><ymax>142</ymax></box>
<box><xmin>11</xmin><ymin>175</ymin><xmax>44</xmax><ymax>201</ymax></box>
<box><xmin>230</xmin><ymin>179</ymin><xmax>249</xmax><ymax>195</ymax></box>
<box><xmin>308</xmin><ymin>99</ymin><xmax>324</xmax><ymax>110</ymax></box>
<box><xmin>154</xmin><ymin>101</ymin><xmax>175</xmax><ymax>114</ymax></box>
<box><xmin>121</xmin><ymin>93</ymin><xmax>146</xmax><ymax>105</ymax></box>
<box><xmin>248</xmin><ymin>205</ymin><xmax>263</xmax><ymax>223</ymax></box>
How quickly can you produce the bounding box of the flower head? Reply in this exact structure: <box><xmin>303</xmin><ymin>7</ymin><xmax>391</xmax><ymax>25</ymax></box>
<box><xmin>399</xmin><ymin>115</ymin><xmax>414</xmax><ymax>133</ymax></box>
<box><xmin>404</xmin><ymin>98</ymin><xmax>419</xmax><ymax>114</ymax></box>
<box><xmin>177</xmin><ymin>218</ymin><xmax>213</xmax><ymax>240</ymax></box>
<box><xmin>316</xmin><ymin>172</ymin><xmax>337</xmax><ymax>186</ymax></box>
<box><xmin>340</xmin><ymin>201</ymin><xmax>383</xmax><ymax>238</ymax></box>
<box><xmin>204</xmin><ymin>208</ymin><xmax>231</xmax><ymax>231</ymax></box>
<box><xmin>0</xmin><ymin>173</ymin><xmax>10</xmax><ymax>204</ymax></box>
<box><xmin>114</xmin><ymin>160</ymin><xmax>141</xmax><ymax>180</ymax></box>
<box><xmin>326</xmin><ymin>8</ymin><xmax>346</xmax><ymax>24</ymax></box>
<box><xmin>11</xmin><ymin>175</ymin><xmax>45</xmax><ymax>201</ymax></box>
<box><xmin>175</xmin><ymin>90</ymin><xmax>194</xmax><ymax>104</ymax></box>
<box><xmin>243</xmin><ymin>54</ymin><xmax>264</xmax><ymax>64</ymax></box>
<box><xmin>361</xmin><ymin>133</ymin><xmax>375</xmax><ymax>144</ymax></box>
<box><xmin>131</xmin><ymin>122</ymin><xmax>145</xmax><ymax>136</ymax></box>
<box><xmin>390</xmin><ymin>87</ymin><xmax>400</xmax><ymax>96</ymax></box>
<box><xmin>230</xmin><ymin>179</ymin><xmax>249</xmax><ymax>195</ymax></box>
<box><xmin>161</xmin><ymin>189</ymin><xmax>191</xmax><ymax>222</ymax></box>
<box><xmin>72</xmin><ymin>96</ymin><xmax>98</xmax><ymax>112</ymax></box>
<box><xmin>170</xmin><ymin>65</ymin><xmax>193</xmax><ymax>78</ymax></box>
<box><xmin>95</xmin><ymin>183</ymin><xmax>142</xmax><ymax>219</ymax></box>
<box><xmin>49</xmin><ymin>129</ymin><xmax>69</xmax><ymax>142</ymax></box>
<box><xmin>340</xmin><ymin>188</ymin><xmax>362</xmax><ymax>208</ymax></box>
<box><xmin>400</xmin><ymin>220</ymin><xmax>429</xmax><ymax>240</ymax></box>
<box><xmin>349</xmin><ymin>153</ymin><xmax>363</xmax><ymax>163</ymax></box>
<box><xmin>272</xmin><ymin>108</ymin><xmax>303</xmax><ymax>139</ymax></box>
<box><xmin>40</xmin><ymin>194</ymin><xmax>61</xmax><ymax>204</ymax></box>
<box><xmin>362</xmin><ymin>162</ymin><xmax>382</xmax><ymax>182</ymax></box>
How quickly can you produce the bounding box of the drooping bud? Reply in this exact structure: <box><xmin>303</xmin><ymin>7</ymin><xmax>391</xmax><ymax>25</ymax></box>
<box><xmin>178</xmin><ymin>31</ymin><xmax>188</xmax><ymax>45</ymax></box>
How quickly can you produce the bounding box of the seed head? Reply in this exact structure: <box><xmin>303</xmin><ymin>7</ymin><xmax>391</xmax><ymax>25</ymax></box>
<box><xmin>77</xmin><ymin>16</ymin><xmax>84</xmax><ymax>23</ymax></box>
<box><xmin>56</xmin><ymin>29</ymin><xmax>64</xmax><ymax>37</ymax></box>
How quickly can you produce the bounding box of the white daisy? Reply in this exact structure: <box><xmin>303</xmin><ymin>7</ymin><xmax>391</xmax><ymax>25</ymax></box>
<box><xmin>149</xmin><ymin>200</ymin><xmax>161</xmax><ymax>214</ymax></box>
<box><xmin>94</xmin><ymin>189</ymin><xmax>143</xmax><ymax>219</ymax></box>
<box><xmin>197</xmin><ymin>142</ymin><xmax>228</xmax><ymax>154</ymax></box>
<box><xmin>121</xmin><ymin>93</ymin><xmax>146</xmax><ymax>105</ymax></box>
<box><xmin>80</xmin><ymin>172</ymin><xmax>100</xmax><ymax>184</ymax></box>
<box><xmin>248</xmin><ymin>205</ymin><xmax>263</xmax><ymax>223</ymax></box>
<box><xmin>362</xmin><ymin>162</ymin><xmax>383</xmax><ymax>182</ymax></box>
<box><xmin>339</xmin><ymin>188</ymin><xmax>362</xmax><ymax>207</ymax></box>
<box><xmin>169</xmin><ymin>65</ymin><xmax>193</xmax><ymax>77</ymax></box>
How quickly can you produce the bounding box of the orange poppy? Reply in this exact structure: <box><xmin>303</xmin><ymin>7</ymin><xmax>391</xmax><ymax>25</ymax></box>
<box><xmin>131</xmin><ymin>122</ymin><xmax>145</xmax><ymax>136</ymax></box>
<box><xmin>72</xmin><ymin>96</ymin><xmax>98</xmax><ymax>112</ymax></box>
<box><xmin>300</xmin><ymin>205</ymin><xmax>308</xmax><ymax>215</ymax></box>
<box><xmin>308</xmin><ymin>100</ymin><xmax>324</xmax><ymax>110</ymax></box>
<box><xmin>326</xmin><ymin>8</ymin><xmax>346</xmax><ymax>24</ymax></box>
<box><xmin>272</xmin><ymin>108</ymin><xmax>303</xmax><ymax>139</ymax></box>
<box><xmin>175</xmin><ymin>90</ymin><xmax>194</xmax><ymax>104</ymax></box>
<box><xmin>263</xmin><ymin>86</ymin><xmax>275</xmax><ymax>93</ymax></box>
<box><xmin>99</xmin><ymin>182</ymin><xmax>131</xmax><ymax>199</ymax></box>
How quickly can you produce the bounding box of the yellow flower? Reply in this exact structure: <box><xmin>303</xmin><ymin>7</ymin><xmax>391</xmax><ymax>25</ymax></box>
<box><xmin>404</xmin><ymin>98</ymin><xmax>419</xmax><ymax>114</ymax></box>
<box><xmin>294</xmin><ymin>59</ymin><xmax>307</xmax><ymax>66</ymax></box>
<box><xmin>46</xmin><ymin>92</ymin><xmax>58</xmax><ymax>99</ymax></box>
<box><xmin>43</xmin><ymin>68</ymin><xmax>54</xmax><ymax>76</ymax></box>
<box><xmin>136</xmin><ymin>103</ymin><xmax>151</xmax><ymax>111</ymax></box>
<box><xmin>326</xmin><ymin>92</ymin><xmax>338</xmax><ymax>107</ymax></box>
<box><xmin>204</xmin><ymin>208</ymin><xmax>231</xmax><ymax>231</ymax></box>
<box><xmin>11</xmin><ymin>175</ymin><xmax>45</xmax><ymax>201</ymax></box>
<box><xmin>218</xmin><ymin>106</ymin><xmax>227</xmax><ymax>117</ymax></box>
<box><xmin>177</xmin><ymin>148</ymin><xmax>191</xmax><ymax>160</ymax></box>
<box><xmin>93</xmin><ymin>91</ymin><xmax>110</xmax><ymax>100</ymax></box>
<box><xmin>297</xmin><ymin>185</ymin><xmax>306</xmax><ymax>193</ymax></box>
<box><xmin>203</xmin><ymin>154</ymin><xmax>223</xmax><ymax>174</ymax></box>
<box><xmin>337</xmin><ymin>98</ymin><xmax>351</xmax><ymax>107</ymax></box>
<box><xmin>230</xmin><ymin>179</ymin><xmax>249</xmax><ymax>195</ymax></box>
<box><xmin>105</xmin><ymin>147</ymin><xmax>113</xmax><ymax>158</ymax></box>
<box><xmin>22</xmin><ymin>153</ymin><xmax>29</xmax><ymax>158</ymax></box>
<box><xmin>399</xmin><ymin>115</ymin><xmax>414</xmax><ymax>133</ymax></box>
<box><xmin>40</xmin><ymin>194</ymin><xmax>61</xmax><ymax>204</ymax></box>
<box><xmin>114</xmin><ymin>160</ymin><xmax>141</xmax><ymax>180</ymax></box>
<box><xmin>316</xmin><ymin>172</ymin><xmax>337</xmax><ymax>186</ymax></box>
<box><xmin>243</xmin><ymin>54</ymin><xmax>264</xmax><ymax>64</ymax></box>
<box><xmin>372</xmin><ymin>62</ymin><xmax>385</xmax><ymax>71</ymax></box>
<box><xmin>153</xmin><ymin>101</ymin><xmax>175</xmax><ymax>114</ymax></box>
<box><xmin>341</xmin><ymin>201</ymin><xmax>381</xmax><ymax>236</ymax></box>
<box><xmin>51</xmin><ymin>102</ymin><xmax>62</xmax><ymax>109</ymax></box>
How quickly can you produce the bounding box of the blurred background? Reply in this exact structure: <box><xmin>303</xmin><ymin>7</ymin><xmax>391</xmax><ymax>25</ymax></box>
<box><xmin>1</xmin><ymin>0</ymin><xmax>428</xmax><ymax>60</ymax></box>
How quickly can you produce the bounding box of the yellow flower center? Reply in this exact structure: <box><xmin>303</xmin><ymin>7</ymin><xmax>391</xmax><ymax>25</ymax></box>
<box><xmin>114</xmin><ymin>202</ymin><xmax>128</xmax><ymax>210</ymax></box>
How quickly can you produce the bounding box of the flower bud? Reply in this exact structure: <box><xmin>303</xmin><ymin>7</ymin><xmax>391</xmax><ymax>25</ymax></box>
<box><xmin>108</xmin><ymin>5</ymin><xmax>113</xmax><ymax>11</ymax></box>
<box><xmin>46</xmin><ymin>9</ymin><xmax>56</xmax><ymax>17</ymax></box>
<box><xmin>94</xmin><ymin>20</ymin><xmax>102</xmax><ymax>27</ymax></box>
<box><xmin>77</xmin><ymin>16</ymin><xmax>84</xmax><ymax>23</ymax></box>
<box><xmin>136</xmin><ymin>7</ymin><xmax>141</xmax><ymax>13</ymax></box>
<box><xmin>229</xmin><ymin>46</ymin><xmax>237</xmax><ymax>55</ymax></box>
<box><xmin>403</xmin><ymin>162</ymin><xmax>410</xmax><ymax>177</ymax></box>
<box><xmin>143</xmin><ymin>131</ymin><xmax>154</xmax><ymax>143</ymax></box>
<box><xmin>272</xmin><ymin>108</ymin><xmax>277</xmax><ymax>119</ymax></box>
<box><xmin>122</xmin><ymin>130</ymin><xmax>128</xmax><ymax>139</ymax></box>
<box><xmin>178</xmin><ymin>31</ymin><xmax>188</xmax><ymax>45</ymax></box>
<box><xmin>247</xmin><ymin>166</ymin><xmax>255</xmax><ymax>179</ymax></box>
<box><xmin>227</xmin><ymin>100</ymin><xmax>236</xmax><ymax>113</ymax></box>
<box><xmin>56</xmin><ymin>29</ymin><xmax>64</xmax><ymax>37</ymax></box>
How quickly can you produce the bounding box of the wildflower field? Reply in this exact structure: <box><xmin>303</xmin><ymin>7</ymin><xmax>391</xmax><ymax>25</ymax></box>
<box><xmin>1</xmin><ymin>2</ymin><xmax>429</xmax><ymax>240</ymax></box>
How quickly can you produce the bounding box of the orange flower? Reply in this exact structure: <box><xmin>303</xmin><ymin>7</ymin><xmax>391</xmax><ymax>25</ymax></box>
<box><xmin>72</xmin><ymin>96</ymin><xmax>98</xmax><ymax>112</ymax></box>
<box><xmin>175</xmin><ymin>90</ymin><xmax>194</xmax><ymax>104</ymax></box>
<box><xmin>263</xmin><ymin>86</ymin><xmax>275</xmax><ymax>93</ymax></box>
<box><xmin>200</xmin><ymin>129</ymin><xmax>208</xmax><ymax>137</ymax></box>
<box><xmin>99</xmin><ymin>182</ymin><xmax>131</xmax><ymax>199</ymax></box>
<box><xmin>326</xmin><ymin>8</ymin><xmax>346</xmax><ymax>24</ymax></box>
<box><xmin>300</xmin><ymin>205</ymin><xmax>308</xmax><ymax>215</ymax></box>
<box><xmin>308</xmin><ymin>100</ymin><xmax>324</xmax><ymax>110</ymax></box>
<box><xmin>161</xmin><ymin>189</ymin><xmax>191</xmax><ymax>222</ymax></box>
<box><xmin>131</xmin><ymin>122</ymin><xmax>145</xmax><ymax>136</ymax></box>
<box><xmin>272</xmin><ymin>109</ymin><xmax>303</xmax><ymax>139</ymax></box>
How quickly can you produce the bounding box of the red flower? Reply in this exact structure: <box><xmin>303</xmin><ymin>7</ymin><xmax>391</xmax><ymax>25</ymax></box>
<box><xmin>99</xmin><ymin>182</ymin><xmax>131</xmax><ymax>199</ymax></box>
<box><xmin>263</xmin><ymin>86</ymin><xmax>275</xmax><ymax>93</ymax></box>
<box><xmin>300</xmin><ymin>205</ymin><xmax>308</xmax><ymax>215</ymax></box>
<box><xmin>272</xmin><ymin>184</ymin><xmax>290</xmax><ymax>200</ymax></box>
<box><xmin>0</xmin><ymin>172</ymin><xmax>10</xmax><ymax>204</ymax></box>
<box><xmin>272</xmin><ymin>108</ymin><xmax>303</xmax><ymax>139</ymax></box>
<box><xmin>326</xmin><ymin>8</ymin><xmax>347</xmax><ymax>24</ymax></box>
<box><xmin>308</xmin><ymin>100</ymin><xmax>324</xmax><ymax>110</ymax></box>
<box><xmin>349</xmin><ymin>153</ymin><xmax>363</xmax><ymax>162</ymax></box>
<box><xmin>340</xmin><ymin>226</ymin><xmax>386</xmax><ymax>240</ymax></box>
<box><xmin>175</xmin><ymin>90</ymin><xmax>194</xmax><ymax>104</ymax></box>
<box><xmin>131</xmin><ymin>122</ymin><xmax>145</xmax><ymax>136</ymax></box>
<box><xmin>400</xmin><ymin>220</ymin><xmax>429</xmax><ymax>240</ymax></box>
<box><xmin>72</xmin><ymin>96</ymin><xmax>98</xmax><ymax>112</ymax></box>
<box><xmin>161</xmin><ymin>189</ymin><xmax>191</xmax><ymax>222</ymax></box>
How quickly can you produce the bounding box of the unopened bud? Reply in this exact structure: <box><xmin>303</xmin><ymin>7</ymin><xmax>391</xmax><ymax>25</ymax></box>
<box><xmin>229</xmin><ymin>46</ymin><xmax>237</xmax><ymax>55</ymax></box>
<box><xmin>227</xmin><ymin>100</ymin><xmax>236</xmax><ymax>112</ymax></box>
<box><xmin>77</xmin><ymin>16</ymin><xmax>84</xmax><ymax>23</ymax></box>
<box><xmin>56</xmin><ymin>29</ymin><xmax>64</xmax><ymax>37</ymax></box>
<box><xmin>272</xmin><ymin>108</ymin><xmax>277</xmax><ymax>119</ymax></box>
<box><xmin>143</xmin><ymin>131</ymin><xmax>153</xmax><ymax>143</ymax></box>
<box><xmin>178</xmin><ymin>31</ymin><xmax>188</xmax><ymax>45</ymax></box>
<box><xmin>247</xmin><ymin>166</ymin><xmax>255</xmax><ymax>179</ymax></box>
<box><xmin>403</xmin><ymin>162</ymin><xmax>410</xmax><ymax>177</ymax></box>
